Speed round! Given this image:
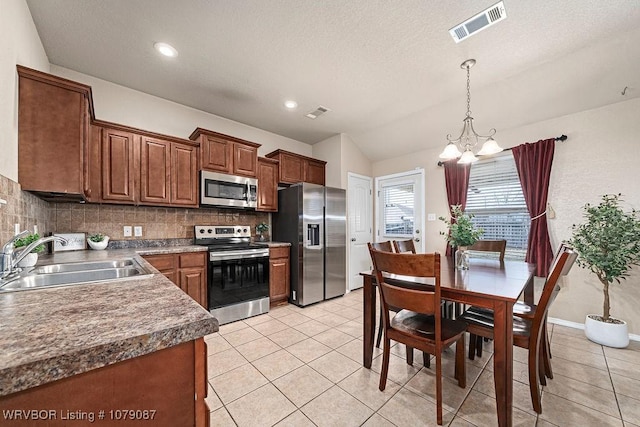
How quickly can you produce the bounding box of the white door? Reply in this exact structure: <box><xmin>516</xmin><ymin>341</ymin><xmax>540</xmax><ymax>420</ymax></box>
<box><xmin>347</xmin><ymin>173</ymin><xmax>373</xmax><ymax>291</ymax></box>
<box><xmin>375</xmin><ymin>170</ymin><xmax>425</xmax><ymax>252</ymax></box>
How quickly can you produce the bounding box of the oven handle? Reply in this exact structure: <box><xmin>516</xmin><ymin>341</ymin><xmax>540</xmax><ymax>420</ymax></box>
<box><xmin>209</xmin><ymin>249</ymin><xmax>270</xmax><ymax>262</ymax></box>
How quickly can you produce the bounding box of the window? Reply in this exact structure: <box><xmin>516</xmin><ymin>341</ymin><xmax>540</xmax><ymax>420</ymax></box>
<box><xmin>465</xmin><ymin>153</ymin><xmax>530</xmax><ymax>259</ymax></box>
<box><xmin>382</xmin><ymin>183</ymin><xmax>414</xmax><ymax>237</ymax></box>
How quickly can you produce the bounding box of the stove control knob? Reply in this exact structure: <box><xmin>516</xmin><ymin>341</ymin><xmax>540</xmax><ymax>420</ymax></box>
<box><xmin>243</xmin><ymin>228</ymin><xmax>248</xmax><ymax>233</ymax></box>
<box><xmin>199</xmin><ymin>229</ymin><xmax>205</xmax><ymax>234</ymax></box>
<box><xmin>207</xmin><ymin>229</ymin><xmax>213</xmax><ymax>234</ymax></box>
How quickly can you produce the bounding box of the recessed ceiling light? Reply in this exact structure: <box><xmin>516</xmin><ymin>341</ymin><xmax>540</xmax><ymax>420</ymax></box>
<box><xmin>284</xmin><ymin>100</ymin><xmax>298</xmax><ymax>109</ymax></box>
<box><xmin>154</xmin><ymin>42</ymin><xmax>178</xmax><ymax>58</ymax></box>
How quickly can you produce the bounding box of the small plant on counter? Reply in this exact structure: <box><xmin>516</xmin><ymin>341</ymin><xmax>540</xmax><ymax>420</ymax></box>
<box><xmin>14</xmin><ymin>233</ymin><xmax>45</xmax><ymax>253</ymax></box>
<box><xmin>256</xmin><ymin>222</ymin><xmax>269</xmax><ymax>234</ymax></box>
<box><xmin>88</xmin><ymin>233</ymin><xmax>107</xmax><ymax>243</ymax></box>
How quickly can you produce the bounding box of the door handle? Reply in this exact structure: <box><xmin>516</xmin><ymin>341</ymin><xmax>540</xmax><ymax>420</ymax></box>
<box><xmin>350</xmin><ymin>238</ymin><xmax>356</xmax><ymax>242</ymax></box>
<box><xmin>414</xmin><ymin>238</ymin><xmax>421</xmax><ymax>242</ymax></box>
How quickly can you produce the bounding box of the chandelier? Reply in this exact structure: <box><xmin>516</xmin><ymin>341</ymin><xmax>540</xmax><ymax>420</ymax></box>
<box><xmin>439</xmin><ymin>59</ymin><xmax>503</xmax><ymax>164</ymax></box>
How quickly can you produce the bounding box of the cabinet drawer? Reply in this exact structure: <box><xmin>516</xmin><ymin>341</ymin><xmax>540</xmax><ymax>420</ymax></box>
<box><xmin>179</xmin><ymin>252</ymin><xmax>207</xmax><ymax>268</ymax></box>
<box><xmin>143</xmin><ymin>254</ymin><xmax>175</xmax><ymax>271</ymax></box>
<box><xmin>269</xmin><ymin>246</ymin><xmax>289</xmax><ymax>259</ymax></box>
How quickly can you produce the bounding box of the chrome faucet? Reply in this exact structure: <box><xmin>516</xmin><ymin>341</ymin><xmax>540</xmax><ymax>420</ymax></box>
<box><xmin>1</xmin><ymin>233</ymin><xmax>68</xmax><ymax>280</ymax></box>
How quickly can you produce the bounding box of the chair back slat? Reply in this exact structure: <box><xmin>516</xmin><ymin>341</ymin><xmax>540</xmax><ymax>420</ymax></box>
<box><xmin>379</xmin><ymin>282</ymin><xmax>437</xmax><ymax>315</ymax></box>
<box><xmin>369</xmin><ymin>241</ymin><xmax>394</xmax><ymax>253</ymax></box>
<box><xmin>534</xmin><ymin>245</ymin><xmax>577</xmax><ymax>324</ymax></box>
<box><xmin>469</xmin><ymin>239</ymin><xmax>507</xmax><ymax>261</ymax></box>
<box><xmin>393</xmin><ymin>239</ymin><xmax>416</xmax><ymax>254</ymax></box>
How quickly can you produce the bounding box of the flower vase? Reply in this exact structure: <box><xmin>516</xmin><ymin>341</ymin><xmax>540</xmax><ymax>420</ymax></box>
<box><xmin>455</xmin><ymin>246</ymin><xmax>469</xmax><ymax>270</ymax></box>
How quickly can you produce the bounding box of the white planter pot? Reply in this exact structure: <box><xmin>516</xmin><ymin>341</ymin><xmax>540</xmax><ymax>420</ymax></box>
<box><xmin>584</xmin><ymin>314</ymin><xmax>629</xmax><ymax>348</ymax></box>
<box><xmin>87</xmin><ymin>236</ymin><xmax>109</xmax><ymax>250</ymax></box>
<box><xmin>17</xmin><ymin>252</ymin><xmax>38</xmax><ymax>268</ymax></box>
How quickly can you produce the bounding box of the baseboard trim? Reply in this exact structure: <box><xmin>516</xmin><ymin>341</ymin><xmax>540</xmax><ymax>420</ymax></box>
<box><xmin>548</xmin><ymin>317</ymin><xmax>640</xmax><ymax>342</ymax></box>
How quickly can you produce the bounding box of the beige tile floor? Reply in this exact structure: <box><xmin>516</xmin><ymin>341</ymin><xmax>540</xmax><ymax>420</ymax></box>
<box><xmin>204</xmin><ymin>289</ymin><xmax>640</xmax><ymax>427</ymax></box>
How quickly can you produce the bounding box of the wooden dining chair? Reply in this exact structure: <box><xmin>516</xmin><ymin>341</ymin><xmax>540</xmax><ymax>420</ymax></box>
<box><xmin>459</xmin><ymin>245</ymin><xmax>577</xmax><ymax>414</ymax></box>
<box><xmin>393</xmin><ymin>239</ymin><xmax>416</xmax><ymax>254</ymax></box>
<box><xmin>468</xmin><ymin>239</ymin><xmax>507</xmax><ymax>260</ymax></box>
<box><xmin>369</xmin><ymin>248</ymin><xmax>467</xmax><ymax>425</ymax></box>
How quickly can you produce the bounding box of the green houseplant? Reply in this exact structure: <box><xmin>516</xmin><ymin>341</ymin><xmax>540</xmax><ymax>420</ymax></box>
<box><xmin>567</xmin><ymin>193</ymin><xmax>640</xmax><ymax>348</ymax></box>
<box><xmin>440</xmin><ymin>205</ymin><xmax>483</xmax><ymax>270</ymax></box>
<box><xmin>87</xmin><ymin>233</ymin><xmax>109</xmax><ymax>250</ymax></box>
<box><xmin>14</xmin><ymin>233</ymin><xmax>45</xmax><ymax>267</ymax></box>
<box><xmin>256</xmin><ymin>222</ymin><xmax>269</xmax><ymax>242</ymax></box>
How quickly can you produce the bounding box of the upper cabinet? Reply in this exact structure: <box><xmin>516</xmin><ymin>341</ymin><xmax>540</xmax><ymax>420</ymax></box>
<box><xmin>92</xmin><ymin>121</ymin><xmax>199</xmax><ymax>207</ymax></box>
<box><xmin>265</xmin><ymin>150</ymin><xmax>326</xmax><ymax>186</ymax></box>
<box><xmin>17</xmin><ymin>66</ymin><xmax>94</xmax><ymax>201</ymax></box>
<box><xmin>189</xmin><ymin>128</ymin><xmax>260</xmax><ymax>178</ymax></box>
<box><xmin>257</xmin><ymin>157</ymin><xmax>279</xmax><ymax>212</ymax></box>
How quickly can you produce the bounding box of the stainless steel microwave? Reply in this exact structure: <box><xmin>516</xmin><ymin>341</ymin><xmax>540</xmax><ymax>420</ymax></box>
<box><xmin>200</xmin><ymin>171</ymin><xmax>257</xmax><ymax>209</ymax></box>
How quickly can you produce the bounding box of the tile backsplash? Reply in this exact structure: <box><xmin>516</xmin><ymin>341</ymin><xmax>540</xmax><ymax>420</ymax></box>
<box><xmin>1</xmin><ymin>173</ymin><xmax>271</xmax><ymax>246</ymax></box>
<box><xmin>51</xmin><ymin>203</ymin><xmax>270</xmax><ymax>240</ymax></box>
<box><xmin>0</xmin><ymin>174</ymin><xmax>52</xmax><ymax>244</ymax></box>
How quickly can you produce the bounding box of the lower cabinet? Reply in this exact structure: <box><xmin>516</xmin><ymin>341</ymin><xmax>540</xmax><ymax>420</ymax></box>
<box><xmin>269</xmin><ymin>246</ymin><xmax>290</xmax><ymax>306</ymax></box>
<box><xmin>143</xmin><ymin>252</ymin><xmax>208</xmax><ymax>308</ymax></box>
<box><xmin>0</xmin><ymin>339</ymin><xmax>209</xmax><ymax>427</ymax></box>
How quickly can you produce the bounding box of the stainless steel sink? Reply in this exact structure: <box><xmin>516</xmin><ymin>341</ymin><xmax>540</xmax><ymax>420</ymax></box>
<box><xmin>32</xmin><ymin>259</ymin><xmax>135</xmax><ymax>274</ymax></box>
<box><xmin>0</xmin><ymin>258</ymin><xmax>153</xmax><ymax>292</ymax></box>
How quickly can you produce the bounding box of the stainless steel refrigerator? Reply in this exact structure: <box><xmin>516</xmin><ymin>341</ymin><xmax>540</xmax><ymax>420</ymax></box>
<box><xmin>273</xmin><ymin>183</ymin><xmax>346</xmax><ymax>306</ymax></box>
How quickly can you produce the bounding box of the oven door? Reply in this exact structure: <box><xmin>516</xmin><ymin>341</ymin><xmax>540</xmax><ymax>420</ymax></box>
<box><xmin>208</xmin><ymin>250</ymin><xmax>270</xmax><ymax>311</ymax></box>
<box><xmin>200</xmin><ymin>170</ymin><xmax>257</xmax><ymax>209</ymax></box>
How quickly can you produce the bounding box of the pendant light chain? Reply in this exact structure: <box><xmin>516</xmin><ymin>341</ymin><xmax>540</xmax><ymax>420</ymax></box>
<box><xmin>466</xmin><ymin>64</ymin><xmax>472</xmax><ymax>118</ymax></box>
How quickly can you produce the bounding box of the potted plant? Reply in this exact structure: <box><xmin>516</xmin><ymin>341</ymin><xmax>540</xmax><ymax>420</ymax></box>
<box><xmin>87</xmin><ymin>233</ymin><xmax>110</xmax><ymax>250</ymax></box>
<box><xmin>440</xmin><ymin>205</ymin><xmax>483</xmax><ymax>270</ymax></box>
<box><xmin>567</xmin><ymin>193</ymin><xmax>640</xmax><ymax>348</ymax></box>
<box><xmin>256</xmin><ymin>222</ymin><xmax>269</xmax><ymax>242</ymax></box>
<box><xmin>14</xmin><ymin>233</ymin><xmax>45</xmax><ymax>267</ymax></box>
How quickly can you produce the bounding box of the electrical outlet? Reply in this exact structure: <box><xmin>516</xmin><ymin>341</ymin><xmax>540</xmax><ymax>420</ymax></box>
<box><xmin>427</xmin><ymin>213</ymin><xmax>436</xmax><ymax>221</ymax></box>
<box><xmin>134</xmin><ymin>226</ymin><xmax>143</xmax><ymax>237</ymax></box>
<box><xmin>123</xmin><ymin>226</ymin><xmax>132</xmax><ymax>237</ymax></box>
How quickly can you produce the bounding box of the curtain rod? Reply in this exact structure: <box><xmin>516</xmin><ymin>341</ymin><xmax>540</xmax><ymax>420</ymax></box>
<box><xmin>436</xmin><ymin>134</ymin><xmax>567</xmax><ymax>166</ymax></box>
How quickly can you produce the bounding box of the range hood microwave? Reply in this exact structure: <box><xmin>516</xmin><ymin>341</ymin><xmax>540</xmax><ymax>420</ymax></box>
<box><xmin>200</xmin><ymin>170</ymin><xmax>257</xmax><ymax>209</ymax></box>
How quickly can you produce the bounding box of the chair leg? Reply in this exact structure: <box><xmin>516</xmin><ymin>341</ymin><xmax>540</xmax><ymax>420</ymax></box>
<box><xmin>379</xmin><ymin>337</ymin><xmax>391</xmax><ymax>392</ymax></box>
<box><xmin>455</xmin><ymin>335</ymin><xmax>466</xmax><ymax>388</ymax></box>
<box><xmin>468</xmin><ymin>333</ymin><xmax>477</xmax><ymax>360</ymax></box>
<box><xmin>436</xmin><ymin>353</ymin><xmax>443</xmax><ymax>425</ymax></box>
<box><xmin>542</xmin><ymin>321</ymin><xmax>553</xmax><ymax>379</ymax></box>
<box><xmin>406</xmin><ymin>346</ymin><xmax>414</xmax><ymax>365</ymax></box>
<box><xmin>528</xmin><ymin>340</ymin><xmax>542</xmax><ymax>414</ymax></box>
<box><xmin>422</xmin><ymin>351</ymin><xmax>431</xmax><ymax>368</ymax></box>
<box><xmin>476</xmin><ymin>335</ymin><xmax>483</xmax><ymax>357</ymax></box>
<box><xmin>375</xmin><ymin>306</ymin><xmax>384</xmax><ymax>348</ymax></box>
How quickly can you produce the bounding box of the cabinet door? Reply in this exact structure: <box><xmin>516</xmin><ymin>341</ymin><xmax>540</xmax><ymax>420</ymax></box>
<box><xmin>233</xmin><ymin>143</ymin><xmax>258</xmax><ymax>177</ymax></box>
<box><xmin>179</xmin><ymin>268</ymin><xmax>207</xmax><ymax>308</ymax></box>
<box><xmin>102</xmin><ymin>128</ymin><xmax>137</xmax><ymax>203</ymax></box>
<box><xmin>257</xmin><ymin>158</ymin><xmax>278</xmax><ymax>212</ymax></box>
<box><xmin>141</xmin><ymin>136</ymin><xmax>171</xmax><ymax>205</ymax></box>
<box><xmin>171</xmin><ymin>142</ymin><xmax>198</xmax><ymax>206</ymax></box>
<box><xmin>201</xmin><ymin>135</ymin><xmax>232</xmax><ymax>173</ymax></box>
<box><xmin>279</xmin><ymin>153</ymin><xmax>304</xmax><ymax>184</ymax></box>
<box><xmin>269</xmin><ymin>257</ymin><xmax>290</xmax><ymax>304</ymax></box>
<box><xmin>305</xmin><ymin>160</ymin><xmax>326</xmax><ymax>185</ymax></box>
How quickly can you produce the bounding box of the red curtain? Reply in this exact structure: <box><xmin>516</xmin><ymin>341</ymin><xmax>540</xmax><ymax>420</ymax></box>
<box><xmin>512</xmin><ymin>138</ymin><xmax>555</xmax><ymax>276</ymax></box>
<box><xmin>443</xmin><ymin>160</ymin><xmax>471</xmax><ymax>256</ymax></box>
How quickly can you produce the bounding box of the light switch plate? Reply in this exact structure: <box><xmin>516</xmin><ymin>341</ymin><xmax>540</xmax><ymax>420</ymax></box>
<box><xmin>123</xmin><ymin>226</ymin><xmax>132</xmax><ymax>237</ymax></box>
<box><xmin>134</xmin><ymin>226</ymin><xmax>143</xmax><ymax>237</ymax></box>
<box><xmin>427</xmin><ymin>213</ymin><xmax>436</xmax><ymax>221</ymax></box>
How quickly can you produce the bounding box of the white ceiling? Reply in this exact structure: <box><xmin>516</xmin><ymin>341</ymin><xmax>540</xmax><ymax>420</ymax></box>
<box><xmin>26</xmin><ymin>0</ymin><xmax>640</xmax><ymax>162</ymax></box>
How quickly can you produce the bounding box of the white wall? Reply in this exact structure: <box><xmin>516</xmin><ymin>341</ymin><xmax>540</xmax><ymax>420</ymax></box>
<box><xmin>0</xmin><ymin>0</ymin><xmax>50</xmax><ymax>181</ymax></box>
<box><xmin>50</xmin><ymin>66</ymin><xmax>312</xmax><ymax>158</ymax></box>
<box><xmin>372</xmin><ymin>97</ymin><xmax>640</xmax><ymax>334</ymax></box>
<box><xmin>312</xmin><ymin>135</ymin><xmax>342</xmax><ymax>188</ymax></box>
<box><xmin>340</xmin><ymin>133</ymin><xmax>372</xmax><ymax>187</ymax></box>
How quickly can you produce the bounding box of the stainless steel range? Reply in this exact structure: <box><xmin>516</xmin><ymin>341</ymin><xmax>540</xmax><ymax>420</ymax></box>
<box><xmin>194</xmin><ymin>225</ymin><xmax>270</xmax><ymax>325</ymax></box>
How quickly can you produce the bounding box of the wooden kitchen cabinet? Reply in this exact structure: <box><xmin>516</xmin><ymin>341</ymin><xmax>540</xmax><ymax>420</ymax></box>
<box><xmin>17</xmin><ymin>65</ymin><xmax>94</xmax><ymax>201</ymax></box>
<box><xmin>265</xmin><ymin>149</ymin><xmax>326</xmax><ymax>186</ymax></box>
<box><xmin>269</xmin><ymin>246</ymin><xmax>290</xmax><ymax>305</ymax></box>
<box><xmin>0</xmin><ymin>339</ymin><xmax>209</xmax><ymax>427</ymax></box>
<box><xmin>144</xmin><ymin>252</ymin><xmax>208</xmax><ymax>308</ymax></box>
<box><xmin>100</xmin><ymin>127</ymin><xmax>137</xmax><ymax>203</ymax></box>
<box><xmin>171</xmin><ymin>142</ymin><xmax>199</xmax><ymax>206</ymax></box>
<box><xmin>190</xmin><ymin>128</ymin><xmax>260</xmax><ymax>178</ymax></box>
<box><xmin>257</xmin><ymin>157</ymin><xmax>279</xmax><ymax>212</ymax></box>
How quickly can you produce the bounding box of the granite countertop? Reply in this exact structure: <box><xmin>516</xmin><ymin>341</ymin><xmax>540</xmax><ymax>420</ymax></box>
<box><xmin>253</xmin><ymin>241</ymin><xmax>291</xmax><ymax>248</ymax></box>
<box><xmin>0</xmin><ymin>245</ymin><xmax>217</xmax><ymax>397</ymax></box>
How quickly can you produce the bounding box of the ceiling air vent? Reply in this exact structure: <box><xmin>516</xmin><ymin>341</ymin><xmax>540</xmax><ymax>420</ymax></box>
<box><xmin>305</xmin><ymin>106</ymin><xmax>330</xmax><ymax>119</ymax></box>
<box><xmin>449</xmin><ymin>1</ymin><xmax>506</xmax><ymax>43</ymax></box>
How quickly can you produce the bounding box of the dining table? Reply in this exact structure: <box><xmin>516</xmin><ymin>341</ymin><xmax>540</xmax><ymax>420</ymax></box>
<box><xmin>360</xmin><ymin>256</ymin><xmax>536</xmax><ymax>427</ymax></box>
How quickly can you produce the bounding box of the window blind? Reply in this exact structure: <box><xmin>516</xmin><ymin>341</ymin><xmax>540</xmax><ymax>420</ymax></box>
<box><xmin>382</xmin><ymin>183</ymin><xmax>414</xmax><ymax>236</ymax></box>
<box><xmin>465</xmin><ymin>154</ymin><xmax>530</xmax><ymax>258</ymax></box>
